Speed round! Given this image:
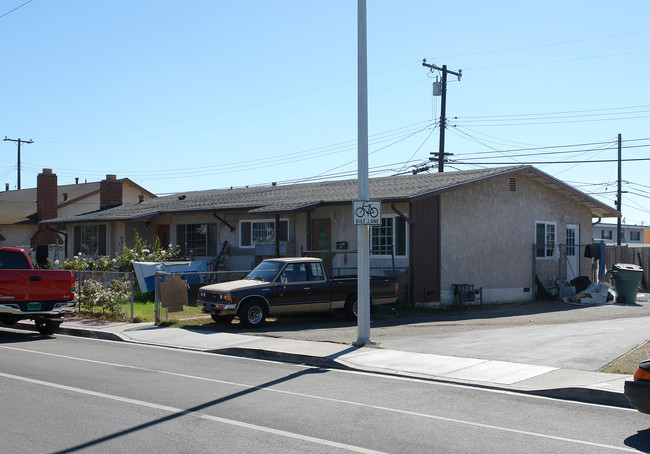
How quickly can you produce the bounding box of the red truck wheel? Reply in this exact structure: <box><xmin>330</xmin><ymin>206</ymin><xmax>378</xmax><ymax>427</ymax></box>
<box><xmin>0</xmin><ymin>315</ymin><xmax>20</xmax><ymax>326</ymax></box>
<box><xmin>35</xmin><ymin>319</ymin><xmax>61</xmax><ymax>335</ymax></box>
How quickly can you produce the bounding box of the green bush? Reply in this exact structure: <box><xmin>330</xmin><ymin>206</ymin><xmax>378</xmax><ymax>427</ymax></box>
<box><xmin>115</xmin><ymin>234</ymin><xmax>181</xmax><ymax>272</ymax></box>
<box><xmin>77</xmin><ymin>277</ymin><xmax>130</xmax><ymax>319</ymax></box>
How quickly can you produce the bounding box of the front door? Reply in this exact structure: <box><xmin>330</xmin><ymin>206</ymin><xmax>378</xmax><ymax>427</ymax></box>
<box><xmin>156</xmin><ymin>224</ymin><xmax>170</xmax><ymax>248</ymax></box>
<box><xmin>311</xmin><ymin>218</ymin><xmax>331</xmax><ymax>271</ymax></box>
<box><xmin>566</xmin><ymin>224</ymin><xmax>580</xmax><ymax>281</ymax></box>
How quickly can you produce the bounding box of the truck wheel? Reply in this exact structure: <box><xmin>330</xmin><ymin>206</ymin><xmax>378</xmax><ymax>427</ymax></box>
<box><xmin>35</xmin><ymin>320</ymin><xmax>61</xmax><ymax>335</ymax></box>
<box><xmin>211</xmin><ymin>314</ymin><xmax>235</xmax><ymax>324</ymax></box>
<box><xmin>238</xmin><ymin>300</ymin><xmax>267</xmax><ymax>328</ymax></box>
<box><xmin>0</xmin><ymin>315</ymin><xmax>20</xmax><ymax>326</ymax></box>
<box><xmin>344</xmin><ymin>297</ymin><xmax>358</xmax><ymax>321</ymax></box>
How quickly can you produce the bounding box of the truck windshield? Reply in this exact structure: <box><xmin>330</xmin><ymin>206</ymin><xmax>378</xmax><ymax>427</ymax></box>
<box><xmin>246</xmin><ymin>261</ymin><xmax>283</xmax><ymax>282</ymax></box>
<box><xmin>0</xmin><ymin>250</ymin><xmax>31</xmax><ymax>269</ymax></box>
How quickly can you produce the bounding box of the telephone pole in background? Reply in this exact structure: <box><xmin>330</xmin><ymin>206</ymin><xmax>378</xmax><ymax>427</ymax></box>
<box><xmin>616</xmin><ymin>133</ymin><xmax>623</xmax><ymax>245</ymax></box>
<box><xmin>422</xmin><ymin>60</ymin><xmax>461</xmax><ymax>172</ymax></box>
<box><xmin>3</xmin><ymin>137</ymin><xmax>34</xmax><ymax>190</ymax></box>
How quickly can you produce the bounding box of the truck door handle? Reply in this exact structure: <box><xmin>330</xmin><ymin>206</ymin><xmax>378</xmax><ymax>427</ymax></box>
<box><xmin>29</xmin><ymin>276</ymin><xmax>42</xmax><ymax>282</ymax></box>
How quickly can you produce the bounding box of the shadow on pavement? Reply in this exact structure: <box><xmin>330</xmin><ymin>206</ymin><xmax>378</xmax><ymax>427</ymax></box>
<box><xmin>625</xmin><ymin>427</ymin><xmax>650</xmax><ymax>452</ymax></box>
<box><xmin>176</xmin><ymin>301</ymin><xmax>591</xmax><ymax>335</ymax></box>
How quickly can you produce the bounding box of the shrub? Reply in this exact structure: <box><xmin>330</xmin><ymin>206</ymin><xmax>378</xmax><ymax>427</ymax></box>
<box><xmin>115</xmin><ymin>233</ymin><xmax>181</xmax><ymax>272</ymax></box>
<box><xmin>77</xmin><ymin>277</ymin><xmax>130</xmax><ymax>319</ymax></box>
<box><xmin>59</xmin><ymin>254</ymin><xmax>91</xmax><ymax>270</ymax></box>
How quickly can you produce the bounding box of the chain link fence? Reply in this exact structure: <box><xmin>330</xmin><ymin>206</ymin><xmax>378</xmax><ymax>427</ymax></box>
<box><xmin>72</xmin><ymin>270</ymin><xmax>136</xmax><ymax>321</ymax></box>
<box><xmin>154</xmin><ymin>270</ymin><xmax>250</xmax><ymax>322</ymax></box>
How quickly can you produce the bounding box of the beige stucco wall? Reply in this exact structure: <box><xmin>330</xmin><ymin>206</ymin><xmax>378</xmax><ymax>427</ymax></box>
<box><xmin>0</xmin><ymin>224</ymin><xmax>36</xmax><ymax>250</ymax></box>
<box><xmin>439</xmin><ymin>173</ymin><xmax>594</xmax><ymax>304</ymax></box>
<box><xmin>141</xmin><ymin>202</ymin><xmax>410</xmax><ymax>273</ymax></box>
<box><xmin>58</xmin><ymin>184</ymin><xmax>153</xmax><ymax>218</ymax></box>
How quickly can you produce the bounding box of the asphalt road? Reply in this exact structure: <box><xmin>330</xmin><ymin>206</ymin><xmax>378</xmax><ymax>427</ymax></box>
<box><xmin>2</xmin><ymin>328</ymin><xmax>650</xmax><ymax>453</ymax></box>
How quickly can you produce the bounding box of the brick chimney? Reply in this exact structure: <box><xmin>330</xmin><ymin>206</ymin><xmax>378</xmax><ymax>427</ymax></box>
<box><xmin>100</xmin><ymin>174</ymin><xmax>123</xmax><ymax>210</ymax></box>
<box><xmin>36</xmin><ymin>168</ymin><xmax>58</xmax><ymax>221</ymax></box>
<box><xmin>31</xmin><ymin>168</ymin><xmax>60</xmax><ymax>257</ymax></box>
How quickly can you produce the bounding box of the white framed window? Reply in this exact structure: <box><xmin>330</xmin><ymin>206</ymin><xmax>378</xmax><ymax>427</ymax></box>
<box><xmin>630</xmin><ymin>231</ymin><xmax>641</xmax><ymax>242</ymax></box>
<box><xmin>74</xmin><ymin>224</ymin><xmax>107</xmax><ymax>257</ymax></box>
<box><xmin>601</xmin><ymin>230</ymin><xmax>613</xmax><ymax>240</ymax></box>
<box><xmin>240</xmin><ymin>219</ymin><xmax>288</xmax><ymax>248</ymax></box>
<box><xmin>371</xmin><ymin>216</ymin><xmax>408</xmax><ymax>257</ymax></box>
<box><xmin>535</xmin><ymin>221</ymin><xmax>556</xmax><ymax>258</ymax></box>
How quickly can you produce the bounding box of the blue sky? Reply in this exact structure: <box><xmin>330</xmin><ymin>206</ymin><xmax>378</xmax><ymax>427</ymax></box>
<box><xmin>2</xmin><ymin>1</ymin><xmax>649</xmax><ymax>225</ymax></box>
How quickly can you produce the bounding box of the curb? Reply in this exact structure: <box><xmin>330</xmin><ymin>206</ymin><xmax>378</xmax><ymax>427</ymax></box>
<box><xmin>11</xmin><ymin>322</ymin><xmax>633</xmax><ymax>409</ymax></box>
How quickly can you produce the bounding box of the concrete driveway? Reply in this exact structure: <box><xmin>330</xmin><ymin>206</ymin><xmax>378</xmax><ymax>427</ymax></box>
<box><xmin>197</xmin><ymin>295</ymin><xmax>650</xmax><ymax>372</ymax></box>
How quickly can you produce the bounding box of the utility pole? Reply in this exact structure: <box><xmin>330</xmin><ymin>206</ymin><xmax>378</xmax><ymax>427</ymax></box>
<box><xmin>616</xmin><ymin>133</ymin><xmax>623</xmax><ymax>245</ymax></box>
<box><xmin>422</xmin><ymin>60</ymin><xmax>461</xmax><ymax>172</ymax></box>
<box><xmin>355</xmin><ymin>0</ymin><xmax>372</xmax><ymax>346</ymax></box>
<box><xmin>3</xmin><ymin>137</ymin><xmax>34</xmax><ymax>190</ymax></box>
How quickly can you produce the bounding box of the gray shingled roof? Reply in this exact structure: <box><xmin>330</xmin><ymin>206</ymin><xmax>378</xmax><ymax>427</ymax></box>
<box><xmin>0</xmin><ymin>178</ymin><xmax>156</xmax><ymax>225</ymax></box>
<box><xmin>0</xmin><ymin>200</ymin><xmax>35</xmax><ymax>223</ymax></box>
<box><xmin>41</xmin><ymin>165</ymin><xmax>619</xmax><ymax>224</ymax></box>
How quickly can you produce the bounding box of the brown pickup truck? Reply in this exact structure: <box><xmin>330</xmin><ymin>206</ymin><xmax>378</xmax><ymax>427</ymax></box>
<box><xmin>197</xmin><ymin>257</ymin><xmax>399</xmax><ymax>327</ymax></box>
<box><xmin>0</xmin><ymin>247</ymin><xmax>76</xmax><ymax>334</ymax></box>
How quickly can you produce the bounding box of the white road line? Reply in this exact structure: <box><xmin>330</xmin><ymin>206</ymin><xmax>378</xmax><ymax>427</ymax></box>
<box><xmin>1</xmin><ymin>345</ymin><xmax>638</xmax><ymax>452</ymax></box>
<box><xmin>0</xmin><ymin>371</ymin><xmax>385</xmax><ymax>454</ymax></box>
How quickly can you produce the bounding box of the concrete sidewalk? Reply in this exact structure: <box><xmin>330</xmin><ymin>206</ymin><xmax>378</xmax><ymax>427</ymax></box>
<box><xmin>16</xmin><ymin>317</ymin><xmax>633</xmax><ymax>409</ymax></box>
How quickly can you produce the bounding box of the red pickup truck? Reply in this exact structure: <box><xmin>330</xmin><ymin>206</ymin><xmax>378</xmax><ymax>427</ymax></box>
<box><xmin>0</xmin><ymin>247</ymin><xmax>76</xmax><ymax>334</ymax></box>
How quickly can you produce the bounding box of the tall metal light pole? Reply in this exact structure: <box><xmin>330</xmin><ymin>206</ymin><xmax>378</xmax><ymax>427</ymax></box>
<box><xmin>4</xmin><ymin>137</ymin><xmax>34</xmax><ymax>190</ymax></box>
<box><xmin>355</xmin><ymin>0</ymin><xmax>372</xmax><ymax>346</ymax></box>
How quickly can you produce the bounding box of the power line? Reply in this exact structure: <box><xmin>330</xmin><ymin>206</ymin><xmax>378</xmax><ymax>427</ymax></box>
<box><xmin>0</xmin><ymin>0</ymin><xmax>32</xmax><ymax>20</ymax></box>
<box><xmin>451</xmin><ymin>157</ymin><xmax>650</xmax><ymax>165</ymax></box>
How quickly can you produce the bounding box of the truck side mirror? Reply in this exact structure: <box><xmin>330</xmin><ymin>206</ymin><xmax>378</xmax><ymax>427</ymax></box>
<box><xmin>280</xmin><ymin>275</ymin><xmax>287</xmax><ymax>285</ymax></box>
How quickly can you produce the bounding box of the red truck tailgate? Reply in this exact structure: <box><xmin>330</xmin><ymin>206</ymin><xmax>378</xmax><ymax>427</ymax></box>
<box><xmin>0</xmin><ymin>270</ymin><xmax>75</xmax><ymax>302</ymax></box>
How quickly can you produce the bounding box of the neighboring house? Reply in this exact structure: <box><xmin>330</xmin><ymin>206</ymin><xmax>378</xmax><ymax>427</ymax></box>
<box><xmin>42</xmin><ymin>165</ymin><xmax>618</xmax><ymax>305</ymax></box>
<box><xmin>0</xmin><ymin>168</ymin><xmax>156</xmax><ymax>264</ymax></box>
<box><xmin>592</xmin><ymin>222</ymin><xmax>648</xmax><ymax>244</ymax></box>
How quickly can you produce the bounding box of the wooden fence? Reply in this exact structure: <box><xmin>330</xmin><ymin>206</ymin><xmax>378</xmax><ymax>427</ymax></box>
<box><xmin>604</xmin><ymin>244</ymin><xmax>650</xmax><ymax>290</ymax></box>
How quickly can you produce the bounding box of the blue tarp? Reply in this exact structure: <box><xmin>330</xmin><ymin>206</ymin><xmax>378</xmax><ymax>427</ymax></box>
<box><xmin>132</xmin><ymin>261</ymin><xmax>208</xmax><ymax>293</ymax></box>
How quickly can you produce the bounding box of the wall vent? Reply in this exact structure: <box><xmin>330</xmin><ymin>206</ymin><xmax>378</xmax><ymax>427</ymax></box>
<box><xmin>509</xmin><ymin>178</ymin><xmax>517</xmax><ymax>192</ymax></box>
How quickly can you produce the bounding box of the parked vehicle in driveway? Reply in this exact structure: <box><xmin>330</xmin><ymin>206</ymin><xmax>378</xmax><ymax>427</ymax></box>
<box><xmin>197</xmin><ymin>257</ymin><xmax>399</xmax><ymax>327</ymax></box>
<box><xmin>0</xmin><ymin>247</ymin><xmax>76</xmax><ymax>335</ymax></box>
<box><xmin>624</xmin><ymin>359</ymin><xmax>650</xmax><ymax>414</ymax></box>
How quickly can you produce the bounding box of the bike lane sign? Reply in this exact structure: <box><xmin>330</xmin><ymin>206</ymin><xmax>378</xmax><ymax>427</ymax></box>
<box><xmin>353</xmin><ymin>200</ymin><xmax>381</xmax><ymax>225</ymax></box>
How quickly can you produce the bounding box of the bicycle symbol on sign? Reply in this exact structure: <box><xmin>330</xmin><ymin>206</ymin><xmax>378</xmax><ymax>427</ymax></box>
<box><xmin>355</xmin><ymin>201</ymin><xmax>379</xmax><ymax>218</ymax></box>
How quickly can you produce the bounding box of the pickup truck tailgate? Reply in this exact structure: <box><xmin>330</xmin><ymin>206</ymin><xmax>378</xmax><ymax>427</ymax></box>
<box><xmin>0</xmin><ymin>270</ymin><xmax>75</xmax><ymax>302</ymax></box>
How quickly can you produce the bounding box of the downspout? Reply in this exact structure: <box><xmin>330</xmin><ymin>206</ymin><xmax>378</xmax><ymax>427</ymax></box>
<box><xmin>275</xmin><ymin>214</ymin><xmax>280</xmax><ymax>257</ymax></box>
<box><xmin>213</xmin><ymin>212</ymin><xmax>235</xmax><ymax>232</ymax></box>
<box><xmin>47</xmin><ymin>225</ymin><xmax>68</xmax><ymax>260</ymax></box>
<box><xmin>391</xmin><ymin>202</ymin><xmax>412</xmax><ymax>301</ymax></box>
<box><xmin>390</xmin><ymin>202</ymin><xmax>413</xmax><ymax>225</ymax></box>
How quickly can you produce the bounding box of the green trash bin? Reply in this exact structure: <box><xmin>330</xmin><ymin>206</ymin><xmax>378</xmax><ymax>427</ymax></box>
<box><xmin>611</xmin><ymin>263</ymin><xmax>644</xmax><ymax>304</ymax></box>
